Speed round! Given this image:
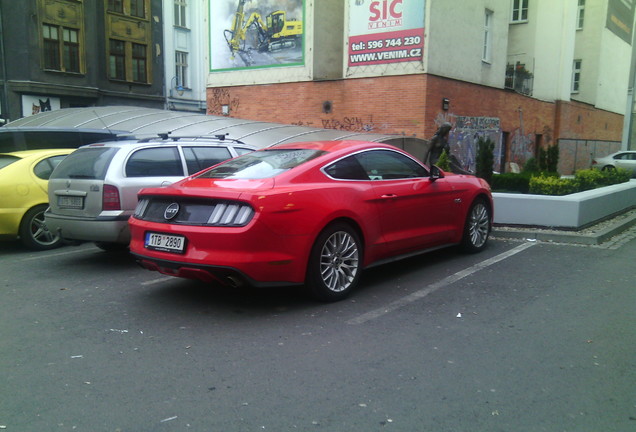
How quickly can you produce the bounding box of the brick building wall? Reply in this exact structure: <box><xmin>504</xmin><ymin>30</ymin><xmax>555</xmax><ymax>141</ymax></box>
<box><xmin>207</xmin><ymin>73</ymin><xmax>623</xmax><ymax>173</ymax></box>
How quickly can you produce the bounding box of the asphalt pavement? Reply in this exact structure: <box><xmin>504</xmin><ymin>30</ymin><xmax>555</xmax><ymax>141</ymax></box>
<box><xmin>1</xmin><ymin>224</ymin><xmax>635</xmax><ymax>431</ymax></box>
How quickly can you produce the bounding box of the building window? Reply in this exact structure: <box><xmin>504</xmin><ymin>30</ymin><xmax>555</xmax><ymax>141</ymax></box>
<box><xmin>43</xmin><ymin>24</ymin><xmax>81</xmax><ymax>73</ymax></box>
<box><xmin>174</xmin><ymin>0</ymin><xmax>187</xmax><ymax>27</ymax></box>
<box><xmin>572</xmin><ymin>59</ymin><xmax>582</xmax><ymax>93</ymax></box>
<box><xmin>511</xmin><ymin>0</ymin><xmax>528</xmax><ymax>22</ymax></box>
<box><xmin>132</xmin><ymin>43</ymin><xmax>147</xmax><ymax>83</ymax></box>
<box><xmin>483</xmin><ymin>9</ymin><xmax>493</xmax><ymax>63</ymax></box>
<box><xmin>42</xmin><ymin>24</ymin><xmax>60</xmax><ymax>70</ymax></box>
<box><xmin>63</xmin><ymin>28</ymin><xmax>80</xmax><ymax>73</ymax></box>
<box><xmin>577</xmin><ymin>0</ymin><xmax>585</xmax><ymax>30</ymax></box>
<box><xmin>109</xmin><ymin>39</ymin><xmax>126</xmax><ymax>80</ymax></box>
<box><xmin>108</xmin><ymin>0</ymin><xmax>124</xmax><ymax>13</ymax></box>
<box><xmin>505</xmin><ymin>62</ymin><xmax>533</xmax><ymax>95</ymax></box>
<box><xmin>130</xmin><ymin>0</ymin><xmax>145</xmax><ymax>18</ymax></box>
<box><xmin>175</xmin><ymin>51</ymin><xmax>188</xmax><ymax>88</ymax></box>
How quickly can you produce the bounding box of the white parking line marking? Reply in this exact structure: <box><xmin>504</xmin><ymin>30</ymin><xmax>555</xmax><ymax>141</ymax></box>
<box><xmin>347</xmin><ymin>242</ymin><xmax>536</xmax><ymax>325</ymax></box>
<box><xmin>141</xmin><ymin>276</ymin><xmax>175</xmax><ymax>286</ymax></box>
<box><xmin>18</xmin><ymin>247</ymin><xmax>95</xmax><ymax>262</ymax></box>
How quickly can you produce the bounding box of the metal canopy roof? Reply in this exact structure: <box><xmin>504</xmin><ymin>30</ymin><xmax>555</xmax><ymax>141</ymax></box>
<box><xmin>3</xmin><ymin>106</ymin><xmax>427</xmax><ymax>157</ymax></box>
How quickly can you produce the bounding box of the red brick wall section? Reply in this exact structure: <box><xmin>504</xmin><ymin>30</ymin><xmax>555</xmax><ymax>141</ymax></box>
<box><xmin>555</xmin><ymin>100</ymin><xmax>624</xmax><ymax>142</ymax></box>
<box><xmin>208</xmin><ymin>76</ymin><xmax>428</xmax><ymax>138</ymax></box>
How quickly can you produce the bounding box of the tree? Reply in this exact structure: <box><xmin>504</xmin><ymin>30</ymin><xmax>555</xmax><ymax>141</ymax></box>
<box><xmin>476</xmin><ymin>137</ymin><xmax>495</xmax><ymax>185</ymax></box>
<box><xmin>538</xmin><ymin>144</ymin><xmax>560</xmax><ymax>173</ymax></box>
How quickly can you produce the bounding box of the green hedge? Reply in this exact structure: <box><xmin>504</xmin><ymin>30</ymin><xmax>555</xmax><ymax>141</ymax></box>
<box><xmin>529</xmin><ymin>176</ymin><xmax>579</xmax><ymax>195</ymax></box>
<box><xmin>529</xmin><ymin>169</ymin><xmax>631</xmax><ymax>196</ymax></box>
<box><xmin>491</xmin><ymin>172</ymin><xmax>557</xmax><ymax>193</ymax></box>
<box><xmin>493</xmin><ymin>168</ymin><xmax>631</xmax><ymax>196</ymax></box>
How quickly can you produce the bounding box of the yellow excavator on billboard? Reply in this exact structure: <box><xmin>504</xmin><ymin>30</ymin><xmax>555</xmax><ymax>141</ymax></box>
<box><xmin>224</xmin><ymin>0</ymin><xmax>303</xmax><ymax>66</ymax></box>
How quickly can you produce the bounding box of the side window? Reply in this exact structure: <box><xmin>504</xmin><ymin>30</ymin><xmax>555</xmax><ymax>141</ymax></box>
<box><xmin>183</xmin><ymin>146</ymin><xmax>232</xmax><ymax>174</ymax></box>
<box><xmin>126</xmin><ymin>147</ymin><xmax>183</xmax><ymax>177</ymax></box>
<box><xmin>324</xmin><ymin>156</ymin><xmax>369</xmax><ymax>180</ymax></box>
<box><xmin>234</xmin><ymin>147</ymin><xmax>254</xmax><ymax>156</ymax></box>
<box><xmin>356</xmin><ymin>150</ymin><xmax>429</xmax><ymax>180</ymax></box>
<box><xmin>33</xmin><ymin>155</ymin><xmax>68</xmax><ymax>180</ymax></box>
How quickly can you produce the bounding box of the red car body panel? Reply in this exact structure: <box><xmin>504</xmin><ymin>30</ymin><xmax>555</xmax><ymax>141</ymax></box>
<box><xmin>128</xmin><ymin>141</ymin><xmax>492</xmax><ymax>287</ymax></box>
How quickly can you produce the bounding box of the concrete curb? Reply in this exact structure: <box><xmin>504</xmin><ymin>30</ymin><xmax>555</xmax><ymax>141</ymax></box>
<box><xmin>491</xmin><ymin>211</ymin><xmax>636</xmax><ymax>245</ymax></box>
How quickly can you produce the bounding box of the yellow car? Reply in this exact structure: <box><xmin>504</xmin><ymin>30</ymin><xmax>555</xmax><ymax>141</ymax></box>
<box><xmin>0</xmin><ymin>149</ymin><xmax>73</xmax><ymax>250</ymax></box>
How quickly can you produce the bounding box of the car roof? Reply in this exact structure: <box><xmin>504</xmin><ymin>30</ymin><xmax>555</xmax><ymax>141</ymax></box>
<box><xmin>268</xmin><ymin>140</ymin><xmax>396</xmax><ymax>153</ymax></box>
<box><xmin>80</xmin><ymin>135</ymin><xmax>256</xmax><ymax>149</ymax></box>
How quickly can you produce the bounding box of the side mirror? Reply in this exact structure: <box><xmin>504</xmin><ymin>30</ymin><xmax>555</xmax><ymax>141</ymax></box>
<box><xmin>430</xmin><ymin>165</ymin><xmax>444</xmax><ymax>181</ymax></box>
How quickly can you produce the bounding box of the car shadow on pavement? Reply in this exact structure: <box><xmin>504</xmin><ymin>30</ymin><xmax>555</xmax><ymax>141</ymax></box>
<box><xmin>145</xmin><ymin>277</ymin><xmax>315</xmax><ymax>315</ymax></box>
<box><xmin>138</xmin><ymin>246</ymin><xmax>468</xmax><ymax>316</ymax></box>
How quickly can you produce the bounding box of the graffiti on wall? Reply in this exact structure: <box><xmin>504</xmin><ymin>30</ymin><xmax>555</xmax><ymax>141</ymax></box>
<box><xmin>445</xmin><ymin>115</ymin><xmax>503</xmax><ymax>173</ymax></box>
<box><xmin>208</xmin><ymin>88</ymin><xmax>240</xmax><ymax>116</ymax></box>
<box><xmin>509</xmin><ymin>129</ymin><xmax>535</xmax><ymax>165</ymax></box>
<box><xmin>321</xmin><ymin>115</ymin><xmax>377</xmax><ymax>132</ymax></box>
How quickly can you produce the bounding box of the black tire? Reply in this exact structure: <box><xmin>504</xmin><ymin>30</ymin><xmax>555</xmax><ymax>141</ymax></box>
<box><xmin>305</xmin><ymin>222</ymin><xmax>363</xmax><ymax>302</ymax></box>
<box><xmin>601</xmin><ymin>165</ymin><xmax>615</xmax><ymax>171</ymax></box>
<box><xmin>461</xmin><ymin>198</ymin><xmax>491</xmax><ymax>253</ymax></box>
<box><xmin>94</xmin><ymin>241</ymin><xmax>129</xmax><ymax>252</ymax></box>
<box><xmin>18</xmin><ymin>204</ymin><xmax>63</xmax><ymax>251</ymax></box>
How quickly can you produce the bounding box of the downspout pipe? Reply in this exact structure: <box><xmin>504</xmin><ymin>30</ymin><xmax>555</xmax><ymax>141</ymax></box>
<box><xmin>0</xmin><ymin>3</ymin><xmax>9</xmax><ymax>124</ymax></box>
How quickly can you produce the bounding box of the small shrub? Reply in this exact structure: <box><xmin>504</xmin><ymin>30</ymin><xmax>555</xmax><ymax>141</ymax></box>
<box><xmin>436</xmin><ymin>150</ymin><xmax>451</xmax><ymax>172</ymax></box>
<box><xmin>529</xmin><ymin>175</ymin><xmax>580</xmax><ymax>196</ymax></box>
<box><xmin>574</xmin><ymin>169</ymin><xmax>605</xmax><ymax>191</ymax></box>
<box><xmin>523</xmin><ymin>157</ymin><xmax>539</xmax><ymax>173</ymax></box>
<box><xmin>547</xmin><ymin>144</ymin><xmax>559</xmax><ymax>172</ymax></box>
<box><xmin>537</xmin><ymin>144</ymin><xmax>560</xmax><ymax>173</ymax></box>
<box><xmin>603</xmin><ymin>167</ymin><xmax>632</xmax><ymax>184</ymax></box>
<box><xmin>491</xmin><ymin>172</ymin><xmax>532</xmax><ymax>193</ymax></box>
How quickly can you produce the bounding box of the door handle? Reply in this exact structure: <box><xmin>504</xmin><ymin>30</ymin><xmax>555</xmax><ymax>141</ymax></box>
<box><xmin>381</xmin><ymin>194</ymin><xmax>398</xmax><ymax>199</ymax></box>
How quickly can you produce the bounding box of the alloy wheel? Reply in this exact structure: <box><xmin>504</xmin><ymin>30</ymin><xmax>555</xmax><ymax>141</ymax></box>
<box><xmin>467</xmin><ymin>201</ymin><xmax>490</xmax><ymax>249</ymax></box>
<box><xmin>319</xmin><ymin>230</ymin><xmax>360</xmax><ymax>293</ymax></box>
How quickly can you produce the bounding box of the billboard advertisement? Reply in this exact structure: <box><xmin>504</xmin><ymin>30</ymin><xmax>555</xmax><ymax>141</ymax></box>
<box><xmin>209</xmin><ymin>0</ymin><xmax>305</xmax><ymax>71</ymax></box>
<box><xmin>606</xmin><ymin>0</ymin><xmax>634</xmax><ymax>44</ymax></box>
<box><xmin>348</xmin><ymin>0</ymin><xmax>425</xmax><ymax>67</ymax></box>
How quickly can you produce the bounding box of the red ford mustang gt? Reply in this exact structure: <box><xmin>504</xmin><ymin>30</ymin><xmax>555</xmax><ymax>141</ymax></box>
<box><xmin>129</xmin><ymin>141</ymin><xmax>493</xmax><ymax>301</ymax></box>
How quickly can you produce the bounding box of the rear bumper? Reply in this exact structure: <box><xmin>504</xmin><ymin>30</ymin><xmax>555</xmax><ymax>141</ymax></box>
<box><xmin>128</xmin><ymin>217</ymin><xmax>312</xmax><ymax>285</ymax></box>
<box><xmin>132</xmin><ymin>254</ymin><xmax>298</xmax><ymax>288</ymax></box>
<box><xmin>44</xmin><ymin>211</ymin><xmax>131</xmax><ymax>244</ymax></box>
<box><xmin>0</xmin><ymin>208</ymin><xmax>23</xmax><ymax>237</ymax></box>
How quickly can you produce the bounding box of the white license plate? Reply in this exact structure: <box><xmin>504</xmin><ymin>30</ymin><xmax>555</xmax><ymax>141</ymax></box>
<box><xmin>57</xmin><ymin>195</ymin><xmax>84</xmax><ymax>209</ymax></box>
<box><xmin>145</xmin><ymin>232</ymin><xmax>186</xmax><ymax>253</ymax></box>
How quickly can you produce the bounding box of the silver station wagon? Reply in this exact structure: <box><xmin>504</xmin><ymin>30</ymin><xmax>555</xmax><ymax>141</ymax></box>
<box><xmin>45</xmin><ymin>135</ymin><xmax>254</xmax><ymax>250</ymax></box>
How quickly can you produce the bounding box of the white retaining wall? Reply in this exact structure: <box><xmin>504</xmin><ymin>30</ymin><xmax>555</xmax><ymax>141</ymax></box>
<box><xmin>493</xmin><ymin>180</ymin><xmax>636</xmax><ymax>228</ymax></box>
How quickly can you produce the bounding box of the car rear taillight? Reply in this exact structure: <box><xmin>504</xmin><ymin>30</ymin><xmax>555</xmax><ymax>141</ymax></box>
<box><xmin>103</xmin><ymin>184</ymin><xmax>121</xmax><ymax>210</ymax></box>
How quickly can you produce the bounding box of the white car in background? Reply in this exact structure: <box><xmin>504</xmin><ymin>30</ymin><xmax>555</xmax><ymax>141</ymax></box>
<box><xmin>592</xmin><ymin>150</ymin><xmax>636</xmax><ymax>176</ymax></box>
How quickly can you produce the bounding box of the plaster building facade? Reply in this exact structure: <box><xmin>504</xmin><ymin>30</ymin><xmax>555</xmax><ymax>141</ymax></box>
<box><xmin>163</xmin><ymin>0</ymin><xmax>207</xmax><ymax>112</ymax></box>
<box><xmin>0</xmin><ymin>0</ymin><xmax>165</xmax><ymax>123</ymax></box>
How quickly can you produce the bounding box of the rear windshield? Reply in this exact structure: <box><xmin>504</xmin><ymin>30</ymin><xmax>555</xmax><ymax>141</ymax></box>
<box><xmin>0</xmin><ymin>155</ymin><xmax>20</xmax><ymax>170</ymax></box>
<box><xmin>196</xmin><ymin>149</ymin><xmax>326</xmax><ymax>179</ymax></box>
<box><xmin>50</xmin><ymin>147</ymin><xmax>119</xmax><ymax>180</ymax></box>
